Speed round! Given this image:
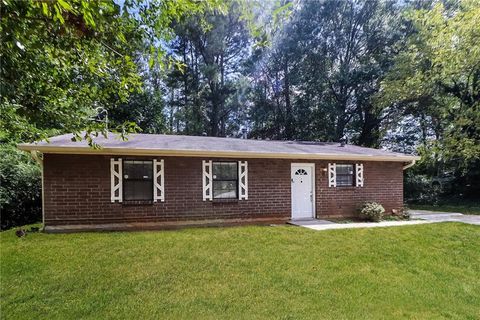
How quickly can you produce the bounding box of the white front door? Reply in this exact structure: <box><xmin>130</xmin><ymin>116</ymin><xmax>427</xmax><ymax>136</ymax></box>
<box><xmin>291</xmin><ymin>164</ymin><xmax>315</xmax><ymax>220</ymax></box>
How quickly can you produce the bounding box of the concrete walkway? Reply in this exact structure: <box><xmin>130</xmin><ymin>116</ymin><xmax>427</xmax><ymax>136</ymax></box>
<box><xmin>289</xmin><ymin>218</ymin><xmax>434</xmax><ymax>231</ymax></box>
<box><xmin>289</xmin><ymin>210</ymin><xmax>480</xmax><ymax>231</ymax></box>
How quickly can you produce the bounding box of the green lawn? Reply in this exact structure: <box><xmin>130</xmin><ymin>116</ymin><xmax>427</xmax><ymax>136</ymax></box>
<box><xmin>2</xmin><ymin>223</ymin><xmax>479</xmax><ymax>319</ymax></box>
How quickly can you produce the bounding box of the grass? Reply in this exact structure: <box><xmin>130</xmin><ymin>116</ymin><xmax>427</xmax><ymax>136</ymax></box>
<box><xmin>1</xmin><ymin>223</ymin><xmax>480</xmax><ymax>319</ymax></box>
<box><xmin>409</xmin><ymin>200</ymin><xmax>480</xmax><ymax>215</ymax></box>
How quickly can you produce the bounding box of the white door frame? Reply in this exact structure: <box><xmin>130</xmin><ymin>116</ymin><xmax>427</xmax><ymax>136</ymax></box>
<box><xmin>291</xmin><ymin>163</ymin><xmax>316</xmax><ymax>219</ymax></box>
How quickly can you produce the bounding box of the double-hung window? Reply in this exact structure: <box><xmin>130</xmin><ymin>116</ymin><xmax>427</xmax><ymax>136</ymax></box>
<box><xmin>336</xmin><ymin>164</ymin><xmax>355</xmax><ymax>187</ymax></box>
<box><xmin>123</xmin><ymin>160</ymin><xmax>153</xmax><ymax>201</ymax></box>
<box><xmin>212</xmin><ymin>162</ymin><xmax>238</xmax><ymax>199</ymax></box>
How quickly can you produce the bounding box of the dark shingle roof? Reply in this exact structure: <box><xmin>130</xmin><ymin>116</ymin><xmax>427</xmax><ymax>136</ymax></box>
<box><xmin>18</xmin><ymin>133</ymin><xmax>419</xmax><ymax>162</ymax></box>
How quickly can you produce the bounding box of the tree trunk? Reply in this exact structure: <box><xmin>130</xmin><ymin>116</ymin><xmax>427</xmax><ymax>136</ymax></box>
<box><xmin>219</xmin><ymin>54</ymin><xmax>225</xmax><ymax>136</ymax></box>
<box><xmin>358</xmin><ymin>107</ymin><xmax>381</xmax><ymax>147</ymax></box>
<box><xmin>335</xmin><ymin>112</ymin><xmax>347</xmax><ymax>141</ymax></box>
<box><xmin>183</xmin><ymin>40</ymin><xmax>189</xmax><ymax>133</ymax></box>
<box><xmin>169</xmin><ymin>88</ymin><xmax>174</xmax><ymax>133</ymax></box>
<box><xmin>209</xmin><ymin>85</ymin><xmax>220</xmax><ymax>136</ymax></box>
<box><xmin>283</xmin><ymin>56</ymin><xmax>293</xmax><ymax>139</ymax></box>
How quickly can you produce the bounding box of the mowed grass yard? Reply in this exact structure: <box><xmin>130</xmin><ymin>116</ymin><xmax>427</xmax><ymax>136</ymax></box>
<box><xmin>1</xmin><ymin>223</ymin><xmax>479</xmax><ymax>319</ymax></box>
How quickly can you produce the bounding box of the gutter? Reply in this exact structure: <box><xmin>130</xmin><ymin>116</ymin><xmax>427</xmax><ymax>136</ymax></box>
<box><xmin>30</xmin><ymin>151</ymin><xmax>45</xmax><ymax>229</ymax></box>
<box><xmin>18</xmin><ymin>145</ymin><xmax>420</xmax><ymax>163</ymax></box>
<box><xmin>402</xmin><ymin>159</ymin><xmax>416</xmax><ymax>170</ymax></box>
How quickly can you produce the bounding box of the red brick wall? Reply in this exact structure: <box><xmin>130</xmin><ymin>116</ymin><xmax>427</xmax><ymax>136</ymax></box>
<box><xmin>43</xmin><ymin>154</ymin><xmax>404</xmax><ymax>226</ymax></box>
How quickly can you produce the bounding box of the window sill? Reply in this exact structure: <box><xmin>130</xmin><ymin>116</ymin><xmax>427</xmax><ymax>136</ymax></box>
<box><xmin>212</xmin><ymin>198</ymin><xmax>239</xmax><ymax>204</ymax></box>
<box><xmin>122</xmin><ymin>200</ymin><xmax>154</xmax><ymax>206</ymax></box>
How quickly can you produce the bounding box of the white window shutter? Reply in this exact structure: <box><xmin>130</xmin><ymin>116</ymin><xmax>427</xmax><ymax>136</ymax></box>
<box><xmin>328</xmin><ymin>163</ymin><xmax>336</xmax><ymax>187</ymax></box>
<box><xmin>238</xmin><ymin>161</ymin><xmax>248</xmax><ymax>200</ymax></box>
<box><xmin>153</xmin><ymin>159</ymin><xmax>165</xmax><ymax>202</ymax></box>
<box><xmin>110</xmin><ymin>158</ymin><xmax>122</xmax><ymax>202</ymax></box>
<box><xmin>356</xmin><ymin>163</ymin><xmax>364</xmax><ymax>187</ymax></box>
<box><xmin>202</xmin><ymin>160</ymin><xmax>213</xmax><ymax>201</ymax></box>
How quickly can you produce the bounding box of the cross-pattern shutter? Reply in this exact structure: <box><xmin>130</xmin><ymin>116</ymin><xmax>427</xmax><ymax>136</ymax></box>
<box><xmin>202</xmin><ymin>160</ymin><xmax>213</xmax><ymax>201</ymax></box>
<box><xmin>153</xmin><ymin>159</ymin><xmax>165</xmax><ymax>202</ymax></box>
<box><xmin>328</xmin><ymin>163</ymin><xmax>336</xmax><ymax>187</ymax></box>
<box><xmin>356</xmin><ymin>163</ymin><xmax>364</xmax><ymax>187</ymax></box>
<box><xmin>111</xmin><ymin>158</ymin><xmax>122</xmax><ymax>202</ymax></box>
<box><xmin>238</xmin><ymin>161</ymin><xmax>248</xmax><ymax>200</ymax></box>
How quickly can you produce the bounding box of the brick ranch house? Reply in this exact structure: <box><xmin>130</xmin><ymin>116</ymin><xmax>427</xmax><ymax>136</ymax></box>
<box><xmin>19</xmin><ymin>133</ymin><xmax>419</xmax><ymax>232</ymax></box>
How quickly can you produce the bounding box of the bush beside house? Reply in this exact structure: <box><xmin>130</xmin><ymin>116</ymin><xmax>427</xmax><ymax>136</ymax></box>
<box><xmin>0</xmin><ymin>145</ymin><xmax>42</xmax><ymax>230</ymax></box>
<box><xmin>358</xmin><ymin>202</ymin><xmax>385</xmax><ymax>222</ymax></box>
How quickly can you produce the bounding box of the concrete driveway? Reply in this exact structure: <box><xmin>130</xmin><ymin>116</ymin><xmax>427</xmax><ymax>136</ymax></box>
<box><xmin>409</xmin><ymin>210</ymin><xmax>480</xmax><ymax>226</ymax></box>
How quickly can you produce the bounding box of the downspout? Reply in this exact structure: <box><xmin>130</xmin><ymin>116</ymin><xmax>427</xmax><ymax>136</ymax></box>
<box><xmin>30</xmin><ymin>151</ymin><xmax>45</xmax><ymax>229</ymax></box>
<box><xmin>402</xmin><ymin>160</ymin><xmax>416</xmax><ymax>170</ymax></box>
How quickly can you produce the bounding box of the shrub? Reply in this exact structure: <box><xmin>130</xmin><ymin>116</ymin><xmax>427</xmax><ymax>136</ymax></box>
<box><xmin>358</xmin><ymin>201</ymin><xmax>385</xmax><ymax>222</ymax></box>
<box><xmin>0</xmin><ymin>145</ymin><xmax>42</xmax><ymax>230</ymax></box>
<box><xmin>400</xmin><ymin>206</ymin><xmax>411</xmax><ymax>220</ymax></box>
<box><xmin>404</xmin><ymin>173</ymin><xmax>442</xmax><ymax>204</ymax></box>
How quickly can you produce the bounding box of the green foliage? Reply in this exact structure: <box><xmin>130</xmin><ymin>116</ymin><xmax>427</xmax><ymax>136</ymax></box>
<box><xmin>379</xmin><ymin>0</ymin><xmax>480</xmax><ymax>169</ymax></box>
<box><xmin>248</xmin><ymin>0</ymin><xmax>405</xmax><ymax>144</ymax></box>
<box><xmin>0</xmin><ymin>145</ymin><xmax>41</xmax><ymax>230</ymax></box>
<box><xmin>0</xmin><ymin>0</ymin><xmax>220</xmax><ymax>144</ymax></box>
<box><xmin>404</xmin><ymin>172</ymin><xmax>442</xmax><ymax>205</ymax></box>
<box><xmin>165</xmin><ymin>0</ymin><xmax>250</xmax><ymax>136</ymax></box>
<box><xmin>0</xmin><ymin>0</ymin><xmax>221</xmax><ymax>229</ymax></box>
<box><xmin>110</xmin><ymin>91</ymin><xmax>167</xmax><ymax>134</ymax></box>
<box><xmin>0</xmin><ymin>0</ymin><xmax>145</xmax><ymax>143</ymax></box>
<box><xmin>358</xmin><ymin>201</ymin><xmax>385</xmax><ymax>222</ymax></box>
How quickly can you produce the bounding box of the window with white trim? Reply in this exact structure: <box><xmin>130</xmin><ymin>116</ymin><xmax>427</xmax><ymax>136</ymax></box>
<box><xmin>123</xmin><ymin>160</ymin><xmax>153</xmax><ymax>201</ymax></box>
<box><xmin>212</xmin><ymin>162</ymin><xmax>238</xmax><ymax>199</ymax></box>
<box><xmin>202</xmin><ymin>160</ymin><xmax>248</xmax><ymax>201</ymax></box>
<box><xmin>335</xmin><ymin>164</ymin><xmax>355</xmax><ymax>187</ymax></box>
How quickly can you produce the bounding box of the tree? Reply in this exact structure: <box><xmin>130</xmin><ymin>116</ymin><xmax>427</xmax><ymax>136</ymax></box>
<box><xmin>165</xmin><ymin>0</ymin><xmax>251</xmax><ymax>137</ymax></box>
<box><xmin>247</xmin><ymin>1</ymin><xmax>297</xmax><ymax>140</ymax></box>
<box><xmin>0</xmin><ymin>0</ymin><xmax>144</xmax><ymax>145</ymax></box>
<box><xmin>0</xmin><ymin>0</ymin><xmax>220</xmax><ymax>229</ymax></box>
<box><xmin>0</xmin><ymin>0</ymin><xmax>219</xmax><ymax>145</ymax></box>
<box><xmin>0</xmin><ymin>145</ymin><xmax>41</xmax><ymax>230</ymax></box>
<box><xmin>379</xmin><ymin>0</ymin><xmax>480</xmax><ymax>197</ymax></box>
<box><xmin>248</xmin><ymin>0</ymin><xmax>407</xmax><ymax>146</ymax></box>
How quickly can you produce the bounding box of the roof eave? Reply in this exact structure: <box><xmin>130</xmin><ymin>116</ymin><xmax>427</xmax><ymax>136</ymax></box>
<box><xmin>17</xmin><ymin>144</ymin><xmax>421</xmax><ymax>162</ymax></box>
